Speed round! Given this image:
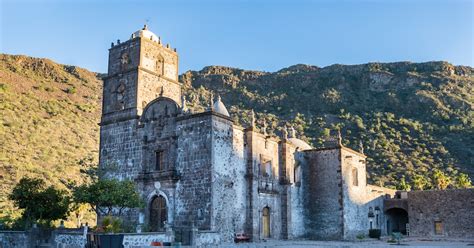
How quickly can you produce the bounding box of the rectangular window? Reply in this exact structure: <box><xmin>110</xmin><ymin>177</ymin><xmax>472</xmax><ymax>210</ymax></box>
<box><xmin>260</xmin><ymin>161</ymin><xmax>272</xmax><ymax>178</ymax></box>
<box><xmin>434</xmin><ymin>221</ymin><xmax>443</xmax><ymax>235</ymax></box>
<box><xmin>156</xmin><ymin>151</ymin><xmax>165</xmax><ymax>171</ymax></box>
<box><xmin>352</xmin><ymin>168</ymin><xmax>359</xmax><ymax>186</ymax></box>
<box><xmin>259</xmin><ymin>155</ymin><xmax>273</xmax><ymax>178</ymax></box>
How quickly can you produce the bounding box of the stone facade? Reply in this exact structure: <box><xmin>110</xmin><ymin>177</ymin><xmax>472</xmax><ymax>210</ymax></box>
<box><xmin>99</xmin><ymin>26</ymin><xmax>473</xmax><ymax>244</ymax></box>
<box><xmin>406</xmin><ymin>189</ymin><xmax>473</xmax><ymax>238</ymax></box>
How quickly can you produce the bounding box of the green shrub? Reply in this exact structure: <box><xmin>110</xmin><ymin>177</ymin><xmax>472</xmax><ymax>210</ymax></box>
<box><xmin>368</xmin><ymin>229</ymin><xmax>381</xmax><ymax>239</ymax></box>
<box><xmin>64</xmin><ymin>86</ymin><xmax>77</xmax><ymax>94</ymax></box>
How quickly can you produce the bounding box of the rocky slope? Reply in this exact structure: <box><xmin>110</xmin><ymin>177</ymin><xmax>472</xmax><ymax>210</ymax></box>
<box><xmin>0</xmin><ymin>54</ymin><xmax>102</xmax><ymax>221</ymax></box>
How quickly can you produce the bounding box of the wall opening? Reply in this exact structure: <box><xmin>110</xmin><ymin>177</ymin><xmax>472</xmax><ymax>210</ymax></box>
<box><xmin>156</xmin><ymin>55</ymin><xmax>164</xmax><ymax>75</ymax></box>
<box><xmin>155</xmin><ymin>151</ymin><xmax>165</xmax><ymax>171</ymax></box>
<box><xmin>150</xmin><ymin>195</ymin><xmax>167</xmax><ymax>231</ymax></box>
<box><xmin>262</xmin><ymin>207</ymin><xmax>271</xmax><ymax>238</ymax></box>
<box><xmin>385</xmin><ymin>208</ymin><xmax>409</xmax><ymax>235</ymax></box>
<box><xmin>352</xmin><ymin>167</ymin><xmax>358</xmax><ymax>186</ymax></box>
<box><xmin>434</xmin><ymin>221</ymin><xmax>443</xmax><ymax>235</ymax></box>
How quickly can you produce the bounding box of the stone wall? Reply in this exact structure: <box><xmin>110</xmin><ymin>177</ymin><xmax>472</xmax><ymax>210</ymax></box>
<box><xmin>210</xmin><ymin>118</ymin><xmax>247</xmax><ymax>242</ymax></box>
<box><xmin>99</xmin><ymin>119</ymin><xmax>142</xmax><ymax>180</ymax></box>
<box><xmin>340</xmin><ymin>147</ymin><xmax>394</xmax><ymax>239</ymax></box>
<box><xmin>122</xmin><ymin>232</ymin><xmax>173</xmax><ymax>248</ymax></box>
<box><xmin>245</xmin><ymin>129</ymin><xmax>282</xmax><ymax>240</ymax></box>
<box><xmin>102</xmin><ymin>71</ymin><xmax>140</xmax><ymax>117</ymax></box>
<box><xmin>340</xmin><ymin>147</ymin><xmax>369</xmax><ymax>239</ymax></box>
<box><xmin>407</xmin><ymin>189</ymin><xmax>474</xmax><ymax>238</ymax></box>
<box><xmin>288</xmin><ymin>152</ymin><xmax>306</xmax><ymax>239</ymax></box>
<box><xmin>54</xmin><ymin>233</ymin><xmax>86</xmax><ymax>248</ymax></box>
<box><xmin>0</xmin><ymin>231</ymin><xmax>28</xmax><ymax>248</ymax></box>
<box><xmin>300</xmin><ymin>148</ymin><xmax>343</xmax><ymax>240</ymax></box>
<box><xmin>195</xmin><ymin>231</ymin><xmax>221</xmax><ymax>247</ymax></box>
<box><xmin>137</xmin><ymin>72</ymin><xmax>181</xmax><ymax>115</ymax></box>
<box><xmin>174</xmin><ymin>113</ymin><xmax>214</xmax><ymax>229</ymax></box>
<box><xmin>140</xmin><ymin>38</ymin><xmax>179</xmax><ymax>81</ymax></box>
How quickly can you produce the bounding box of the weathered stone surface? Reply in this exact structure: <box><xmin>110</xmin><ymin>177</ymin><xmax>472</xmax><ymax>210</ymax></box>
<box><xmin>407</xmin><ymin>189</ymin><xmax>474</xmax><ymax>238</ymax></box>
<box><xmin>0</xmin><ymin>231</ymin><xmax>28</xmax><ymax>248</ymax></box>
<box><xmin>122</xmin><ymin>232</ymin><xmax>173</xmax><ymax>248</ymax></box>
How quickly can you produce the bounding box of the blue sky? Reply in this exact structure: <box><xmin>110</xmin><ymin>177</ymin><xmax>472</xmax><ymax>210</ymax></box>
<box><xmin>1</xmin><ymin>0</ymin><xmax>473</xmax><ymax>73</ymax></box>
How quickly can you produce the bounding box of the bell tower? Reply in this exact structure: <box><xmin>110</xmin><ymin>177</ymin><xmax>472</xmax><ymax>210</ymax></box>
<box><xmin>101</xmin><ymin>25</ymin><xmax>181</xmax><ymax>124</ymax></box>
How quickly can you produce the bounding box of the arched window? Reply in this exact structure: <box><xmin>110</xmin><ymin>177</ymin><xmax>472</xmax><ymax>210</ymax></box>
<box><xmin>156</xmin><ymin>55</ymin><xmax>164</xmax><ymax>75</ymax></box>
<box><xmin>262</xmin><ymin>207</ymin><xmax>270</xmax><ymax>238</ymax></box>
<box><xmin>150</xmin><ymin>195</ymin><xmax>167</xmax><ymax>231</ymax></box>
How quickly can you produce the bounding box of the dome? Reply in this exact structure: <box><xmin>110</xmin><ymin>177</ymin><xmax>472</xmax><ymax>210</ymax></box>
<box><xmin>131</xmin><ymin>25</ymin><xmax>159</xmax><ymax>42</ymax></box>
<box><xmin>213</xmin><ymin>95</ymin><xmax>230</xmax><ymax>117</ymax></box>
<box><xmin>288</xmin><ymin>138</ymin><xmax>312</xmax><ymax>151</ymax></box>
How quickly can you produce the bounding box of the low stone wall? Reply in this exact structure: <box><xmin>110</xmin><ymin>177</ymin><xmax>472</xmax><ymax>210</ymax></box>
<box><xmin>407</xmin><ymin>189</ymin><xmax>474</xmax><ymax>238</ymax></box>
<box><xmin>0</xmin><ymin>231</ymin><xmax>28</xmax><ymax>248</ymax></box>
<box><xmin>122</xmin><ymin>232</ymin><xmax>174</xmax><ymax>247</ymax></box>
<box><xmin>54</xmin><ymin>233</ymin><xmax>86</xmax><ymax>248</ymax></box>
<box><xmin>195</xmin><ymin>231</ymin><xmax>221</xmax><ymax>247</ymax></box>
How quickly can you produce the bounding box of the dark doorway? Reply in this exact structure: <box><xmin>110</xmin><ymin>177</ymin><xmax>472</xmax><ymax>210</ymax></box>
<box><xmin>386</xmin><ymin>208</ymin><xmax>409</xmax><ymax>235</ymax></box>
<box><xmin>150</xmin><ymin>195</ymin><xmax>167</xmax><ymax>232</ymax></box>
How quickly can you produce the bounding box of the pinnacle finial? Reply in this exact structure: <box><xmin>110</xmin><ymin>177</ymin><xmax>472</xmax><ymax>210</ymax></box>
<box><xmin>282</xmin><ymin>125</ymin><xmax>288</xmax><ymax>140</ymax></box>
<box><xmin>359</xmin><ymin>140</ymin><xmax>364</xmax><ymax>154</ymax></box>
<box><xmin>143</xmin><ymin>24</ymin><xmax>148</xmax><ymax>30</ymax></box>
<box><xmin>263</xmin><ymin>120</ymin><xmax>268</xmax><ymax>136</ymax></box>
<box><xmin>181</xmin><ymin>95</ymin><xmax>188</xmax><ymax>113</ymax></box>
<box><xmin>289</xmin><ymin>126</ymin><xmax>296</xmax><ymax>138</ymax></box>
<box><xmin>210</xmin><ymin>92</ymin><xmax>214</xmax><ymax>111</ymax></box>
<box><xmin>337</xmin><ymin>129</ymin><xmax>342</xmax><ymax>145</ymax></box>
<box><xmin>250</xmin><ymin>109</ymin><xmax>256</xmax><ymax>128</ymax></box>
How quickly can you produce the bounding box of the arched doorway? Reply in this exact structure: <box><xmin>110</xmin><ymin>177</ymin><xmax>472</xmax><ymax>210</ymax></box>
<box><xmin>150</xmin><ymin>195</ymin><xmax>167</xmax><ymax>232</ymax></box>
<box><xmin>262</xmin><ymin>207</ymin><xmax>270</xmax><ymax>238</ymax></box>
<box><xmin>386</xmin><ymin>208</ymin><xmax>408</xmax><ymax>235</ymax></box>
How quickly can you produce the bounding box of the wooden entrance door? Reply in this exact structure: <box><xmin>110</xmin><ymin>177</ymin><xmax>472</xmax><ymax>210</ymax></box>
<box><xmin>262</xmin><ymin>207</ymin><xmax>270</xmax><ymax>238</ymax></box>
<box><xmin>150</xmin><ymin>195</ymin><xmax>167</xmax><ymax>231</ymax></box>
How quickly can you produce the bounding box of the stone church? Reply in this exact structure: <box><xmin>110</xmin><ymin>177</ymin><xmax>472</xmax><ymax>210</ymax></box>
<box><xmin>99</xmin><ymin>26</ymin><xmax>473</xmax><ymax>243</ymax></box>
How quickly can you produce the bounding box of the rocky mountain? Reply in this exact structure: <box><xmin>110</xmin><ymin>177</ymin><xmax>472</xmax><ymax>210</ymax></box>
<box><xmin>1</xmin><ymin>54</ymin><xmax>472</xmax><ymax>220</ymax></box>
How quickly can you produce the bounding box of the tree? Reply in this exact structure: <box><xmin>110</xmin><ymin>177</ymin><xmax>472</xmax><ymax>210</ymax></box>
<box><xmin>453</xmin><ymin>173</ymin><xmax>472</xmax><ymax>189</ymax></box>
<box><xmin>73</xmin><ymin>179</ymin><xmax>143</xmax><ymax>217</ymax></box>
<box><xmin>432</xmin><ymin>169</ymin><xmax>451</xmax><ymax>190</ymax></box>
<box><xmin>9</xmin><ymin>177</ymin><xmax>71</xmax><ymax>228</ymax></box>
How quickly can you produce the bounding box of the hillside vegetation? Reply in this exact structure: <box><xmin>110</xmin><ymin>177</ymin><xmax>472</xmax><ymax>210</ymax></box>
<box><xmin>0</xmin><ymin>54</ymin><xmax>102</xmax><ymax>224</ymax></box>
<box><xmin>1</xmin><ymin>54</ymin><xmax>472</xmax><ymax>223</ymax></box>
